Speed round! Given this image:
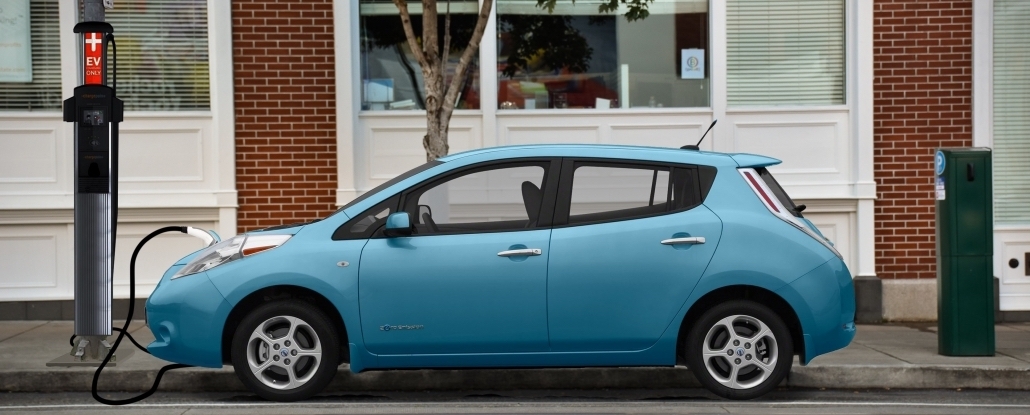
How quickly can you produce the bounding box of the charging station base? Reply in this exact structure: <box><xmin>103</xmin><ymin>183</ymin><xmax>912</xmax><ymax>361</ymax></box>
<box><xmin>46</xmin><ymin>337</ymin><xmax>135</xmax><ymax>367</ymax></box>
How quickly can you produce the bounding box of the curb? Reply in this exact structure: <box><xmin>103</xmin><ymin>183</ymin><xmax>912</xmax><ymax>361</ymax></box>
<box><xmin>4</xmin><ymin>365</ymin><xmax>1029</xmax><ymax>393</ymax></box>
<box><xmin>788</xmin><ymin>366</ymin><xmax>1030</xmax><ymax>390</ymax></box>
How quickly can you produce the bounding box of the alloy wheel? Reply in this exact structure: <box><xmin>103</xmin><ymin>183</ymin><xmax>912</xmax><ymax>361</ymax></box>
<box><xmin>246</xmin><ymin>315</ymin><xmax>323</xmax><ymax>390</ymax></box>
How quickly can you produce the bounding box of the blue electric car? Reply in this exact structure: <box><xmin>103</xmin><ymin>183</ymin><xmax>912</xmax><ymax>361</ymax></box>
<box><xmin>146</xmin><ymin>144</ymin><xmax>856</xmax><ymax>401</ymax></box>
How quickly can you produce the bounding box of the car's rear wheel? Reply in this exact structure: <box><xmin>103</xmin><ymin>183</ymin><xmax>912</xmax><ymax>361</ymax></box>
<box><xmin>685</xmin><ymin>300</ymin><xmax>793</xmax><ymax>400</ymax></box>
<box><xmin>231</xmin><ymin>301</ymin><xmax>339</xmax><ymax>401</ymax></box>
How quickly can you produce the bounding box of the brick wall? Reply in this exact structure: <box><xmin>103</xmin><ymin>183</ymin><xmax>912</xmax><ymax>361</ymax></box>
<box><xmin>232</xmin><ymin>0</ymin><xmax>337</xmax><ymax>232</ymax></box>
<box><xmin>873</xmin><ymin>0</ymin><xmax>973</xmax><ymax>279</ymax></box>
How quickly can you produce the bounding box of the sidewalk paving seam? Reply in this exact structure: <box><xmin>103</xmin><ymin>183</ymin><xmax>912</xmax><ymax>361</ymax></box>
<box><xmin>0</xmin><ymin>322</ymin><xmax>47</xmax><ymax>343</ymax></box>
<box><xmin>1002</xmin><ymin>323</ymin><xmax>1030</xmax><ymax>333</ymax></box>
<box><xmin>996</xmin><ymin>350</ymin><xmax>1030</xmax><ymax>364</ymax></box>
<box><xmin>854</xmin><ymin>342</ymin><xmax>914</xmax><ymax>365</ymax></box>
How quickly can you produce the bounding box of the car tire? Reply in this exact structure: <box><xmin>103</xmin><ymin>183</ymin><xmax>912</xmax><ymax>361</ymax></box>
<box><xmin>231</xmin><ymin>300</ymin><xmax>339</xmax><ymax>402</ymax></box>
<box><xmin>685</xmin><ymin>300</ymin><xmax>793</xmax><ymax>400</ymax></box>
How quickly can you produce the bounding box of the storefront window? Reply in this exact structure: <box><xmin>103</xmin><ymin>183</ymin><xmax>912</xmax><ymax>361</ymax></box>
<box><xmin>496</xmin><ymin>0</ymin><xmax>709</xmax><ymax>110</ymax></box>
<box><xmin>726</xmin><ymin>0</ymin><xmax>845</xmax><ymax>106</ymax></box>
<box><xmin>96</xmin><ymin>0</ymin><xmax>210</xmax><ymax>111</ymax></box>
<box><xmin>0</xmin><ymin>0</ymin><xmax>61</xmax><ymax>111</ymax></box>
<box><xmin>359</xmin><ymin>0</ymin><xmax>481</xmax><ymax>111</ymax></box>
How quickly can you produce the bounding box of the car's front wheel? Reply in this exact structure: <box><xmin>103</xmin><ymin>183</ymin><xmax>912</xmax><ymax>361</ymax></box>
<box><xmin>231</xmin><ymin>301</ymin><xmax>339</xmax><ymax>401</ymax></box>
<box><xmin>685</xmin><ymin>300</ymin><xmax>793</xmax><ymax>400</ymax></box>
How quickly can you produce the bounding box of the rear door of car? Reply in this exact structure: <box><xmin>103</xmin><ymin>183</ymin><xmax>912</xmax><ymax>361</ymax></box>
<box><xmin>546</xmin><ymin>158</ymin><xmax>723</xmax><ymax>352</ymax></box>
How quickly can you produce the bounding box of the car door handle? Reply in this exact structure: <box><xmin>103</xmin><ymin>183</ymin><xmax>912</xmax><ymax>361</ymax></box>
<box><xmin>661</xmin><ymin>237</ymin><xmax>706</xmax><ymax>245</ymax></box>
<box><xmin>497</xmin><ymin>248</ymin><xmax>542</xmax><ymax>257</ymax></box>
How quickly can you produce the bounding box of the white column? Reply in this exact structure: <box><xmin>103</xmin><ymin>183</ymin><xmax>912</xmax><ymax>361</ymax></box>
<box><xmin>209</xmin><ymin>0</ymin><xmax>238</xmax><ymax>237</ymax></box>
<box><xmin>972</xmin><ymin>0</ymin><xmax>993</xmax><ymax>149</ymax></box>
<box><xmin>478</xmin><ymin>0</ymin><xmax>499</xmax><ymax>148</ymax></box>
<box><xmin>851</xmin><ymin>0</ymin><xmax>876</xmax><ymax>278</ymax></box>
<box><xmin>709</xmin><ymin>0</ymin><xmax>728</xmax><ymax>152</ymax></box>
<box><xmin>334</xmin><ymin>0</ymin><xmax>361</xmax><ymax>205</ymax></box>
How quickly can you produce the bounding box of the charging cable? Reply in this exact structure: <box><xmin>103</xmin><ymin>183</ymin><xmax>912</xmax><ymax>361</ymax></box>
<box><xmin>74</xmin><ymin>33</ymin><xmax>208</xmax><ymax>406</ymax></box>
<box><xmin>91</xmin><ymin>226</ymin><xmax>195</xmax><ymax>405</ymax></box>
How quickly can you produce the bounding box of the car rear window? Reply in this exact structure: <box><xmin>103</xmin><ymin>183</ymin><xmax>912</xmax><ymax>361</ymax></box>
<box><xmin>756</xmin><ymin>167</ymin><xmax>802</xmax><ymax>218</ymax></box>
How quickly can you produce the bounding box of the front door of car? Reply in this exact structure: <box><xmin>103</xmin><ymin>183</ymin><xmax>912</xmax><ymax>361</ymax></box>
<box><xmin>358</xmin><ymin>160</ymin><xmax>560</xmax><ymax>355</ymax></box>
<box><xmin>547</xmin><ymin>160</ymin><xmax>723</xmax><ymax>352</ymax></box>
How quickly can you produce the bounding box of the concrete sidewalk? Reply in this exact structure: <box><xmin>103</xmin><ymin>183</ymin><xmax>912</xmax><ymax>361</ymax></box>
<box><xmin>1</xmin><ymin>321</ymin><xmax>1028</xmax><ymax>393</ymax></box>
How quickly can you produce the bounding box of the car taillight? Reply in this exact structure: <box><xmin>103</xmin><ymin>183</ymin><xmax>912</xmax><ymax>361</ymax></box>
<box><xmin>739</xmin><ymin>168</ymin><xmax>843</xmax><ymax>260</ymax></box>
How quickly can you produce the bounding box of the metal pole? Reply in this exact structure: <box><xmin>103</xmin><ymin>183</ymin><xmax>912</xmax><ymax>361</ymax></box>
<box><xmin>74</xmin><ymin>0</ymin><xmax>110</xmax><ymax>360</ymax></box>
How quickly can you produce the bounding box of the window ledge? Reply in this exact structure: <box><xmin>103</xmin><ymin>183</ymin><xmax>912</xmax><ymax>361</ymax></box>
<box><xmin>725</xmin><ymin>105</ymin><xmax>850</xmax><ymax>114</ymax></box>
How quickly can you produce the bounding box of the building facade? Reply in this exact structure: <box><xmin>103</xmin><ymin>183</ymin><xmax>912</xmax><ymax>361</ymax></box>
<box><xmin>0</xmin><ymin>0</ymin><xmax>1027</xmax><ymax>320</ymax></box>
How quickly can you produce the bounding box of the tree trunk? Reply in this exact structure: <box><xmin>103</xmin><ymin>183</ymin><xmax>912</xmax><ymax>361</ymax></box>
<box><xmin>394</xmin><ymin>0</ymin><xmax>494</xmax><ymax>162</ymax></box>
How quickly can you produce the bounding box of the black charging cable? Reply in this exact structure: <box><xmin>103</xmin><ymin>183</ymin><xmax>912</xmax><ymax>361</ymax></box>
<box><xmin>91</xmin><ymin>226</ymin><xmax>195</xmax><ymax>406</ymax></box>
<box><xmin>84</xmin><ymin>34</ymin><xmax>193</xmax><ymax>407</ymax></box>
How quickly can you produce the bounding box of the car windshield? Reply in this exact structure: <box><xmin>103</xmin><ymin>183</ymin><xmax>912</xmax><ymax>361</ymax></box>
<box><xmin>328</xmin><ymin>160</ymin><xmax>443</xmax><ymax>217</ymax></box>
<box><xmin>756</xmin><ymin>167</ymin><xmax>802</xmax><ymax>218</ymax></box>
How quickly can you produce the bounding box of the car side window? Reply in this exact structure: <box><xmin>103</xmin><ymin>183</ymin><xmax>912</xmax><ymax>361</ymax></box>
<box><xmin>332</xmin><ymin>195</ymin><xmax>399</xmax><ymax>240</ymax></box>
<box><xmin>565</xmin><ymin>162</ymin><xmax>700</xmax><ymax>225</ymax></box>
<box><xmin>402</xmin><ymin>163</ymin><xmax>550</xmax><ymax>235</ymax></box>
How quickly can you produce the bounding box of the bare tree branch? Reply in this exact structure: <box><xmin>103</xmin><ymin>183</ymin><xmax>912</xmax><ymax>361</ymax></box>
<box><xmin>442</xmin><ymin>0</ymin><xmax>492</xmax><ymax>116</ymax></box>
<box><xmin>442</xmin><ymin>0</ymin><xmax>452</xmax><ymax>76</ymax></box>
<box><xmin>422</xmin><ymin>0</ymin><xmax>439</xmax><ymax>69</ymax></box>
<box><xmin>391</xmin><ymin>0</ymin><xmax>427</xmax><ymax>65</ymax></box>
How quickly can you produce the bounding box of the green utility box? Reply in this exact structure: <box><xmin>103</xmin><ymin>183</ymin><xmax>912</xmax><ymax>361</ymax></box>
<box><xmin>935</xmin><ymin>148</ymin><xmax>994</xmax><ymax>356</ymax></box>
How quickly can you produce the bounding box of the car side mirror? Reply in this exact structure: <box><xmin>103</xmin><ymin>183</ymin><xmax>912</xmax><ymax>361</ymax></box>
<box><xmin>383</xmin><ymin>212</ymin><xmax>413</xmax><ymax>237</ymax></box>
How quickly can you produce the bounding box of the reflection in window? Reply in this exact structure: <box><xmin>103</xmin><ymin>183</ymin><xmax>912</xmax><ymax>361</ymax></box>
<box><xmin>95</xmin><ymin>0</ymin><xmax>211</xmax><ymax>111</ymax></box>
<box><xmin>359</xmin><ymin>0</ymin><xmax>481</xmax><ymax>110</ymax></box>
<box><xmin>726</xmin><ymin>0</ymin><xmax>845</xmax><ymax>105</ymax></box>
<box><xmin>0</xmin><ymin>0</ymin><xmax>61</xmax><ymax>111</ymax></box>
<box><xmin>497</xmin><ymin>0</ymin><xmax>709</xmax><ymax>110</ymax></box>
<box><xmin>568</xmin><ymin>164</ymin><xmax>698</xmax><ymax>224</ymax></box>
<box><xmin>409</xmin><ymin>165</ymin><xmax>546</xmax><ymax>234</ymax></box>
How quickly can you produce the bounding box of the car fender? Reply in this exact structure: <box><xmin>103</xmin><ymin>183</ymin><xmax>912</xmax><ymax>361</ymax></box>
<box><xmin>204</xmin><ymin>235</ymin><xmax>374</xmax><ymax>370</ymax></box>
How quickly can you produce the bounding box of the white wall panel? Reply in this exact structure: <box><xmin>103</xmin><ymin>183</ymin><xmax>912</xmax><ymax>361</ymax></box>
<box><xmin>0</xmin><ymin>128</ymin><xmax>58</xmax><ymax>184</ymax></box>
<box><xmin>0</xmin><ymin>210</ymin><xmax>220</xmax><ymax>301</ymax></box>
<box><xmin>119</xmin><ymin>128</ymin><xmax>204</xmax><ymax>182</ymax></box>
<box><xmin>725</xmin><ymin>109</ymin><xmax>852</xmax><ymax>199</ymax></box>
<box><xmin>0</xmin><ymin>225</ymin><xmax>69</xmax><ymax>301</ymax></box>
<box><xmin>505</xmin><ymin>125</ymin><xmax>600</xmax><ymax>145</ymax></box>
<box><xmin>368</xmin><ymin>126</ymin><xmax>432</xmax><ymax>180</ymax></box>
<box><xmin>0</xmin><ymin>235</ymin><xmax>58</xmax><ymax>289</ymax></box>
<box><xmin>359</xmin><ymin>113</ymin><xmax>482</xmax><ymax>190</ymax></box>
<box><xmin>803</xmin><ymin>211</ymin><xmax>853</xmax><ymax>270</ymax></box>
<box><xmin>0</xmin><ymin>115</ymin><xmax>71</xmax><ymax>201</ymax></box>
<box><xmin>733</xmin><ymin>121</ymin><xmax>841</xmax><ymax>175</ymax></box>
<box><xmin>996</xmin><ymin>228</ymin><xmax>1030</xmax><ymax>311</ymax></box>
<box><xmin>610</xmin><ymin>123</ymin><xmax>707</xmax><ymax>148</ymax></box>
<box><xmin>113</xmin><ymin>221</ymin><xmax>215</xmax><ymax>298</ymax></box>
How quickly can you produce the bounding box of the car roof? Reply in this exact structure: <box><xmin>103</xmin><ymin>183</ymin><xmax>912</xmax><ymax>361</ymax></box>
<box><xmin>438</xmin><ymin>144</ymin><xmax>781</xmax><ymax>168</ymax></box>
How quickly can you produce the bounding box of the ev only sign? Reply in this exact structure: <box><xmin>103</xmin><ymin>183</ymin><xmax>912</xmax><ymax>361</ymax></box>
<box><xmin>83</xmin><ymin>32</ymin><xmax>103</xmax><ymax>85</ymax></box>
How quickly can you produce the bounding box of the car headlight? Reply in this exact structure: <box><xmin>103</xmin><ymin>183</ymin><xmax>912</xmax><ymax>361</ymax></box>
<box><xmin>172</xmin><ymin>234</ymin><xmax>292</xmax><ymax>279</ymax></box>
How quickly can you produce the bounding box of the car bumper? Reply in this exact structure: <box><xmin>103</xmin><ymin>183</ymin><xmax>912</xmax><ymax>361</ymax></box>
<box><xmin>776</xmin><ymin>257</ymin><xmax>857</xmax><ymax>364</ymax></box>
<box><xmin>145</xmin><ymin>270</ymin><xmax>231</xmax><ymax>368</ymax></box>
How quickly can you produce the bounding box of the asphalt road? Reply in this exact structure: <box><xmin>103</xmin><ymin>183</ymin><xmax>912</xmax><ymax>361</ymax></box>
<box><xmin>2</xmin><ymin>389</ymin><xmax>1030</xmax><ymax>414</ymax></box>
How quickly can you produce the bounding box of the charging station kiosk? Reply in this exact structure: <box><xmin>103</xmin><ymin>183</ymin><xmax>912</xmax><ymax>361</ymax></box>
<box><xmin>48</xmin><ymin>0</ymin><xmax>129</xmax><ymax>367</ymax></box>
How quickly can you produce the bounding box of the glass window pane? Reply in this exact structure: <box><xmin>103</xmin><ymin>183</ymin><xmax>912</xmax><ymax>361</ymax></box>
<box><xmin>0</xmin><ymin>0</ymin><xmax>61</xmax><ymax>111</ymax></box>
<box><xmin>80</xmin><ymin>0</ymin><xmax>211</xmax><ymax>111</ymax></box>
<box><xmin>727</xmin><ymin>0</ymin><xmax>845</xmax><ymax>106</ymax></box>
<box><xmin>569</xmin><ymin>165</ymin><xmax>669</xmax><ymax>222</ymax></box>
<box><xmin>497</xmin><ymin>0</ymin><xmax>709</xmax><ymax>110</ymax></box>
<box><xmin>993</xmin><ymin>0</ymin><xmax>1030</xmax><ymax>224</ymax></box>
<box><xmin>359</xmin><ymin>0</ymin><xmax>481</xmax><ymax>110</ymax></box>
<box><xmin>412</xmin><ymin>165</ymin><xmax>545</xmax><ymax>234</ymax></box>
